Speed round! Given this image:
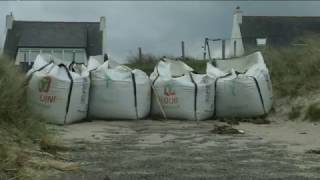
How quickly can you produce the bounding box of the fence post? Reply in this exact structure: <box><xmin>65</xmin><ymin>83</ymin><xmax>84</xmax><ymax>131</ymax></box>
<box><xmin>24</xmin><ymin>52</ymin><xmax>27</xmax><ymax>71</ymax></box>
<box><xmin>72</xmin><ymin>51</ymin><xmax>76</xmax><ymax>62</ymax></box>
<box><xmin>181</xmin><ymin>41</ymin><xmax>185</xmax><ymax>60</ymax></box>
<box><xmin>203</xmin><ymin>38</ymin><xmax>207</xmax><ymax>60</ymax></box>
<box><xmin>222</xmin><ymin>40</ymin><xmax>225</xmax><ymax>60</ymax></box>
<box><xmin>138</xmin><ymin>47</ymin><xmax>142</xmax><ymax>62</ymax></box>
<box><xmin>234</xmin><ymin>40</ymin><xmax>237</xmax><ymax>57</ymax></box>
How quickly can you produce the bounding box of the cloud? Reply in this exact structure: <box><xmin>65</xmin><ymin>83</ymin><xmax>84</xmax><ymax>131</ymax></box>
<box><xmin>1</xmin><ymin>1</ymin><xmax>320</xmax><ymax>62</ymax></box>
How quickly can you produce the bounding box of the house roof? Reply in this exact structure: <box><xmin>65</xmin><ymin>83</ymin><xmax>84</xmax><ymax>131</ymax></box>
<box><xmin>3</xmin><ymin>20</ymin><xmax>102</xmax><ymax>58</ymax></box>
<box><xmin>240</xmin><ymin>16</ymin><xmax>320</xmax><ymax>49</ymax></box>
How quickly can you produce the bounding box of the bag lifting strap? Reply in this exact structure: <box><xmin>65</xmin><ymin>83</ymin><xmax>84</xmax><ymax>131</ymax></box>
<box><xmin>149</xmin><ymin>66</ymin><xmax>160</xmax><ymax>115</ymax></box>
<box><xmin>86</xmin><ymin>68</ymin><xmax>98</xmax><ymax>121</ymax></box>
<box><xmin>248</xmin><ymin>76</ymin><xmax>266</xmax><ymax>114</ymax></box>
<box><xmin>25</xmin><ymin>61</ymin><xmax>54</xmax><ymax>84</ymax></box>
<box><xmin>58</xmin><ymin>64</ymin><xmax>74</xmax><ymax>124</ymax></box>
<box><xmin>189</xmin><ymin>72</ymin><xmax>198</xmax><ymax>121</ymax></box>
<box><xmin>131</xmin><ymin>72</ymin><xmax>139</xmax><ymax>120</ymax></box>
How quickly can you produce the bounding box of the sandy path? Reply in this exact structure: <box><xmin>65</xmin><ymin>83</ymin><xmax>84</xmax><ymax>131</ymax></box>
<box><xmin>42</xmin><ymin>119</ymin><xmax>320</xmax><ymax>180</ymax></box>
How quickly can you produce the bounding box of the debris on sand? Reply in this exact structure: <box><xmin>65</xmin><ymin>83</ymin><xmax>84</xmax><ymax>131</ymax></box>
<box><xmin>219</xmin><ymin>118</ymin><xmax>240</xmax><ymax>125</ymax></box>
<box><xmin>240</xmin><ymin>118</ymin><xmax>271</xmax><ymax>124</ymax></box>
<box><xmin>103</xmin><ymin>175</ymin><xmax>111</xmax><ymax>180</ymax></box>
<box><xmin>29</xmin><ymin>159</ymin><xmax>81</xmax><ymax>171</ymax></box>
<box><xmin>40</xmin><ymin>136</ymin><xmax>86</xmax><ymax>154</ymax></box>
<box><xmin>218</xmin><ymin>117</ymin><xmax>271</xmax><ymax>125</ymax></box>
<box><xmin>210</xmin><ymin>123</ymin><xmax>244</xmax><ymax>135</ymax></box>
<box><xmin>40</xmin><ymin>137</ymin><xmax>68</xmax><ymax>154</ymax></box>
<box><xmin>306</xmin><ymin>149</ymin><xmax>320</xmax><ymax>154</ymax></box>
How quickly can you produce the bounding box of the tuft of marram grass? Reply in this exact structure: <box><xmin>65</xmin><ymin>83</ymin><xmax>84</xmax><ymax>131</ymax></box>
<box><xmin>0</xmin><ymin>55</ymin><xmax>47</xmax><ymax>179</ymax></box>
<box><xmin>288</xmin><ymin>105</ymin><xmax>302</xmax><ymax>120</ymax></box>
<box><xmin>305</xmin><ymin>102</ymin><xmax>320</xmax><ymax>122</ymax></box>
<box><xmin>263</xmin><ymin>33</ymin><xmax>320</xmax><ymax>98</ymax></box>
<box><xmin>0</xmin><ymin>56</ymin><xmax>46</xmax><ymax>138</ymax></box>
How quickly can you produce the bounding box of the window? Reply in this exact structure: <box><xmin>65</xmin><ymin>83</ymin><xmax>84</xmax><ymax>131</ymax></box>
<box><xmin>74</xmin><ymin>50</ymin><xmax>86</xmax><ymax>63</ymax></box>
<box><xmin>63</xmin><ymin>50</ymin><xmax>74</xmax><ymax>62</ymax></box>
<box><xmin>16</xmin><ymin>48</ymin><xmax>87</xmax><ymax>65</ymax></box>
<box><xmin>52</xmin><ymin>50</ymin><xmax>63</xmax><ymax>60</ymax></box>
<box><xmin>30</xmin><ymin>49</ymin><xmax>40</xmax><ymax>63</ymax></box>
<box><xmin>256</xmin><ymin>38</ymin><xmax>267</xmax><ymax>46</ymax></box>
<box><xmin>292</xmin><ymin>40</ymin><xmax>306</xmax><ymax>46</ymax></box>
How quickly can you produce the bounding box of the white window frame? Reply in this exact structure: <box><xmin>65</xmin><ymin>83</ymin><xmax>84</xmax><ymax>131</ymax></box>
<box><xmin>256</xmin><ymin>38</ymin><xmax>267</xmax><ymax>46</ymax></box>
<box><xmin>15</xmin><ymin>48</ymin><xmax>87</xmax><ymax>65</ymax></box>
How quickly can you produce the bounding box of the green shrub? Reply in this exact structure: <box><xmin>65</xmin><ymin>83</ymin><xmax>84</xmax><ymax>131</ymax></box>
<box><xmin>126</xmin><ymin>53</ymin><xmax>159</xmax><ymax>75</ymax></box>
<box><xmin>183</xmin><ymin>57</ymin><xmax>208</xmax><ymax>74</ymax></box>
<box><xmin>126</xmin><ymin>54</ymin><xmax>207</xmax><ymax>75</ymax></box>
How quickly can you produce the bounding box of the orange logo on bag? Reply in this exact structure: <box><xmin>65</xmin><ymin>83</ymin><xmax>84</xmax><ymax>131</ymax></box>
<box><xmin>39</xmin><ymin>76</ymin><xmax>51</xmax><ymax>93</ymax></box>
<box><xmin>164</xmin><ymin>86</ymin><xmax>176</xmax><ymax>96</ymax></box>
<box><xmin>160</xmin><ymin>85</ymin><xmax>178</xmax><ymax>105</ymax></box>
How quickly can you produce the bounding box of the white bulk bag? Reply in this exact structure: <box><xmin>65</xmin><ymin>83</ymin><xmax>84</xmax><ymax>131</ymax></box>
<box><xmin>27</xmin><ymin>54</ymin><xmax>90</xmax><ymax>125</ymax></box>
<box><xmin>68</xmin><ymin>62</ymin><xmax>87</xmax><ymax>75</ymax></box>
<box><xmin>207</xmin><ymin>51</ymin><xmax>273</xmax><ymax>117</ymax></box>
<box><xmin>88</xmin><ymin>60</ymin><xmax>151</xmax><ymax>120</ymax></box>
<box><xmin>150</xmin><ymin>59</ymin><xmax>215</xmax><ymax>121</ymax></box>
<box><xmin>87</xmin><ymin>55</ymin><xmax>104</xmax><ymax>71</ymax></box>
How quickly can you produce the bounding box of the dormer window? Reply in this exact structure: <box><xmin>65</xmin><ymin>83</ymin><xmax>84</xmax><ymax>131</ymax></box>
<box><xmin>256</xmin><ymin>38</ymin><xmax>267</xmax><ymax>46</ymax></box>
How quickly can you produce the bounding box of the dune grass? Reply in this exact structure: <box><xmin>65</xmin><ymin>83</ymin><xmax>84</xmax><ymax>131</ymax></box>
<box><xmin>0</xmin><ymin>55</ymin><xmax>47</xmax><ymax>179</ymax></box>
<box><xmin>244</xmin><ymin>33</ymin><xmax>320</xmax><ymax>121</ymax></box>
<box><xmin>0</xmin><ymin>55</ymin><xmax>46</xmax><ymax>138</ymax></box>
<box><xmin>305</xmin><ymin>102</ymin><xmax>320</xmax><ymax>122</ymax></box>
<box><xmin>263</xmin><ymin>33</ymin><xmax>320</xmax><ymax>97</ymax></box>
<box><xmin>126</xmin><ymin>54</ymin><xmax>159</xmax><ymax>75</ymax></box>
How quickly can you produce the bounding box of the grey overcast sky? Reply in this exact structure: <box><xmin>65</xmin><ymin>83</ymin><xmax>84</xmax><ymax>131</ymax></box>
<box><xmin>1</xmin><ymin>1</ymin><xmax>320</xmax><ymax>62</ymax></box>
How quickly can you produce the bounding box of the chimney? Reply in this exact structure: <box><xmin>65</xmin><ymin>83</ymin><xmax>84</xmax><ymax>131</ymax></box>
<box><xmin>100</xmin><ymin>16</ymin><xmax>106</xmax><ymax>31</ymax></box>
<box><xmin>100</xmin><ymin>16</ymin><xmax>107</xmax><ymax>55</ymax></box>
<box><xmin>234</xmin><ymin>6</ymin><xmax>242</xmax><ymax>25</ymax></box>
<box><xmin>1</xmin><ymin>12</ymin><xmax>14</xmax><ymax>55</ymax></box>
<box><xmin>6</xmin><ymin>12</ymin><xmax>14</xmax><ymax>30</ymax></box>
<box><xmin>230</xmin><ymin>6</ymin><xmax>244</xmax><ymax>57</ymax></box>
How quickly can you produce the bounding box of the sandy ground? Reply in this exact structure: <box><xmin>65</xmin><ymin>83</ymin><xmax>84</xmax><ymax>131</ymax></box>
<box><xmin>41</xmin><ymin>119</ymin><xmax>320</xmax><ymax>180</ymax></box>
<box><xmin>236</xmin><ymin>120</ymin><xmax>320</xmax><ymax>153</ymax></box>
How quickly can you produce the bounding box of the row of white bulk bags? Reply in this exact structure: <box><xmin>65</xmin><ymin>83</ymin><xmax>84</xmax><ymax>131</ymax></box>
<box><xmin>150</xmin><ymin>58</ymin><xmax>215</xmax><ymax>121</ymax></box>
<box><xmin>207</xmin><ymin>51</ymin><xmax>273</xmax><ymax>117</ymax></box>
<box><xmin>87</xmin><ymin>56</ymin><xmax>151</xmax><ymax>120</ymax></box>
<box><xmin>26</xmin><ymin>52</ymin><xmax>272</xmax><ymax>124</ymax></box>
<box><xmin>26</xmin><ymin>54</ymin><xmax>90</xmax><ymax>125</ymax></box>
